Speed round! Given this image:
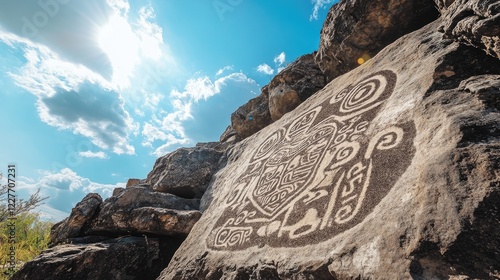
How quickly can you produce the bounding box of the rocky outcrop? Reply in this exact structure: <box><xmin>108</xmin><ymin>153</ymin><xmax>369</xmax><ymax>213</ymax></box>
<box><xmin>146</xmin><ymin>142</ymin><xmax>228</xmax><ymax>198</ymax></box>
<box><xmin>267</xmin><ymin>53</ymin><xmax>327</xmax><ymax>121</ymax></box>
<box><xmin>229</xmin><ymin>89</ymin><xmax>273</xmax><ymax>140</ymax></box>
<box><xmin>15</xmin><ymin>0</ymin><xmax>500</xmax><ymax>279</ymax></box>
<box><xmin>268</xmin><ymin>84</ymin><xmax>301</xmax><ymax>121</ymax></box>
<box><xmin>315</xmin><ymin>0</ymin><xmax>440</xmax><ymax>82</ymax></box>
<box><xmin>159</xmin><ymin>19</ymin><xmax>500</xmax><ymax>279</ymax></box>
<box><xmin>12</xmin><ymin>237</ymin><xmax>179</xmax><ymax>280</ymax></box>
<box><xmin>268</xmin><ymin>53</ymin><xmax>327</xmax><ymax>102</ymax></box>
<box><xmin>87</xmin><ymin>186</ymin><xmax>200</xmax><ymax>236</ymax></box>
<box><xmin>440</xmin><ymin>0</ymin><xmax>500</xmax><ymax>59</ymax></box>
<box><xmin>49</xmin><ymin>193</ymin><xmax>102</xmax><ymax>246</ymax></box>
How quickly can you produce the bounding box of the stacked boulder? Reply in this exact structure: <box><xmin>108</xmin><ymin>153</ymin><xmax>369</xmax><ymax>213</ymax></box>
<box><xmin>13</xmin><ymin>0</ymin><xmax>500</xmax><ymax>279</ymax></box>
<box><xmin>12</xmin><ymin>143</ymin><xmax>228</xmax><ymax>280</ymax></box>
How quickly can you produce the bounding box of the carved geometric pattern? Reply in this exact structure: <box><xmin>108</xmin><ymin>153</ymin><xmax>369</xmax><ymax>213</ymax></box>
<box><xmin>207</xmin><ymin>70</ymin><xmax>416</xmax><ymax>249</ymax></box>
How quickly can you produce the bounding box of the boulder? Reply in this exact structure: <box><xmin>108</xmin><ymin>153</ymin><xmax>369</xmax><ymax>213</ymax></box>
<box><xmin>129</xmin><ymin>207</ymin><xmax>202</xmax><ymax>236</ymax></box>
<box><xmin>440</xmin><ymin>0</ymin><xmax>500</xmax><ymax>60</ymax></box>
<box><xmin>230</xmin><ymin>88</ymin><xmax>273</xmax><ymax>140</ymax></box>
<box><xmin>315</xmin><ymin>0</ymin><xmax>440</xmax><ymax>82</ymax></box>
<box><xmin>268</xmin><ymin>84</ymin><xmax>301</xmax><ymax>121</ymax></box>
<box><xmin>126</xmin><ymin>178</ymin><xmax>141</xmax><ymax>188</ymax></box>
<box><xmin>112</xmin><ymin>187</ymin><xmax>125</xmax><ymax>197</ymax></box>
<box><xmin>220</xmin><ymin>125</ymin><xmax>239</xmax><ymax>143</ymax></box>
<box><xmin>86</xmin><ymin>186</ymin><xmax>200</xmax><ymax>236</ymax></box>
<box><xmin>12</xmin><ymin>237</ymin><xmax>177</xmax><ymax>280</ymax></box>
<box><xmin>146</xmin><ymin>142</ymin><xmax>227</xmax><ymax>198</ymax></box>
<box><xmin>50</xmin><ymin>193</ymin><xmax>102</xmax><ymax>246</ymax></box>
<box><xmin>268</xmin><ymin>53</ymin><xmax>327</xmax><ymax>102</ymax></box>
<box><xmin>159</xmin><ymin>21</ymin><xmax>500</xmax><ymax>279</ymax></box>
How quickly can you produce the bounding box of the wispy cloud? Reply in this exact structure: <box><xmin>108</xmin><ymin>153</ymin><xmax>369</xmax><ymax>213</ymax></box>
<box><xmin>310</xmin><ymin>0</ymin><xmax>335</xmax><ymax>21</ymax></box>
<box><xmin>216</xmin><ymin>65</ymin><xmax>234</xmax><ymax>76</ymax></box>
<box><xmin>17</xmin><ymin>168</ymin><xmax>125</xmax><ymax>221</ymax></box>
<box><xmin>79</xmin><ymin>151</ymin><xmax>109</xmax><ymax>159</ymax></box>
<box><xmin>143</xmin><ymin>72</ymin><xmax>258</xmax><ymax>156</ymax></box>
<box><xmin>0</xmin><ymin>0</ymin><xmax>175</xmax><ymax>156</ymax></box>
<box><xmin>257</xmin><ymin>63</ymin><xmax>275</xmax><ymax>75</ymax></box>
<box><xmin>274</xmin><ymin>52</ymin><xmax>286</xmax><ymax>66</ymax></box>
<box><xmin>38</xmin><ymin>82</ymin><xmax>137</xmax><ymax>155</ymax></box>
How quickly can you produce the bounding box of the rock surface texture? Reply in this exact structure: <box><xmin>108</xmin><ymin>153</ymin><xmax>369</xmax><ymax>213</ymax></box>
<box><xmin>49</xmin><ymin>193</ymin><xmax>102</xmax><ymax>246</ymax></box>
<box><xmin>159</xmin><ymin>19</ymin><xmax>500</xmax><ymax>280</ymax></box>
<box><xmin>86</xmin><ymin>186</ymin><xmax>200</xmax><ymax>236</ymax></box>
<box><xmin>13</xmin><ymin>0</ymin><xmax>500</xmax><ymax>279</ymax></box>
<box><xmin>146</xmin><ymin>142</ymin><xmax>227</xmax><ymax>198</ymax></box>
<box><xmin>12</xmin><ymin>237</ymin><xmax>178</xmax><ymax>280</ymax></box>
<box><xmin>230</xmin><ymin>89</ymin><xmax>273</xmax><ymax>140</ymax></box>
<box><xmin>315</xmin><ymin>0</ymin><xmax>439</xmax><ymax>82</ymax></box>
<box><xmin>268</xmin><ymin>53</ymin><xmax>327</xmax><ymax>121</ymax></box>
<box><xmin>441</xmin><ymin>0</ymin><xmax>500</xmax><ymax>59</ymax></box>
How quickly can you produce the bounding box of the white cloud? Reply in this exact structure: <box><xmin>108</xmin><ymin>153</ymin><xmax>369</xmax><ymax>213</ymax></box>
<box><xmin>216</xmin><ymin>65</ymin><xmax>234</xmax><ymax>76</ymax></box>
<box><xmin>17</xmin><ymin>168</ymin><xmax>125</xmax><ymax>221</ymax></box>
<box><xmin>143</xmin><ymin>72</ymin><xmax>258</xmax><ymax>156</ymax></box>
<box><xmin>36</xmin><ymin>81</ymin><xmax>138</xmax><ymax>155</ymax></box>
<box><xmin>0</xmin><ymin>0</ymin><xmax>175</xmax><ymax>157</ymax></box>
<box><xmin>0</xmin><ymin>0</ymin><xmax>114</xmax><ymax>78</ymax></box>
<box><xmin>277</xmin><ymin>67</ymin><xmax>286</xmax><ymax>73</ymax></box>
<box><xmin>0</xmin><ymin>35</ymin><xmax>138</xmax><ymax>155</ymax></box>
<box><xmin>257</xmin><ymin>63</ymin><xmax>275</xmax><ymax>75</ymax></box>
<box><xmin>171</xmin><ymin>76</ymin><xmax>220</xmax><ymax>102</ymax></box>
<box><xmin>310</xmin><ymin>0</ymin><xmax>335</xmax><ymax>21</ymax></box>
<box><xmin>274</xmin><ymin>52</ymin><xmax>286</xmax><ymax>66</ymax></box>
<box><xmin>107</xmin><ymin>0</ymin><xmax>130</xmax><ymax>15</ymax></box>
<box><xmin>79</xmin><ymin>151</ymin><xmax>109</xmax><ymax>159</ymax></box>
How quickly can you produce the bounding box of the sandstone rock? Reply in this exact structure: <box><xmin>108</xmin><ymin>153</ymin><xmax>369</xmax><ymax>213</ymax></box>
<box><xmin>440</xmin><ymin>0</ymin><xmax>500</xmax><ymax>60</ymax></box>
<box><xmin>12</xmin><ymin>237</ymin><xmax>177</xmax><ymax>280</ymax></box>
<box><xmin>112</xmin><ymin>187</ymin><xmax>125</xmax><ymax>197</ymax></box>
<box><xmin>315</xmin><ymin>0</ymin><xmax>440</xmax><ymax>82</ymax></box>
<box><xmin>268</xmin><ymin>84</ymin><xmax>301</xmax><ymax>121</ymax></box>
<box><xmin>50</xmin><ymin>193</ymin><xmax>102</xmax><ymax>246</ymax></box>
<box><xmin>434</xmin><ymin>0</ymin><xmax>456</xmax><ymax>11</ymax></box>
<box><xmin>268</xmin><ymin>53</ymin><xmax>327</xmax><ymax>102</ymax></box>
<box><xmin>220</xmin><ymin>125</ymin><xmax>239</xmax><ymax>143</ymax></box>
<box><xmin>86</xmin><ymin>186</ymin><xmax>200</xmax><ymax>236</ymax></box>
<box><xmin>126</xmin><ymin>178</ymin><xmax>141</xmax><ymax>188</ymax></box>
<box><xmin>230</xmin><ymin>88</ymin><xmax>273</xmax><ymax>140</ymax></box>
<box><xmin>159</xmin><ymin>21</ymin><xmax>500</xmax><ymax>279</ymax></box>
<box><xmin>129</xmin><ymin>207</ymin><xmax>202</xmax><ymax>236</ymax></box>
<box><xmin>146</xmin><ymin>142</ymin><xmax>227</xmax><ymax>198</ymax></box>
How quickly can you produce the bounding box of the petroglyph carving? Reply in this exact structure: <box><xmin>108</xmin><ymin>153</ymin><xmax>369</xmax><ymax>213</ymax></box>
<box><xmin>208</xmin><ymin>70</ymin><xmax>416</xmax><ymax>249</ymax></box>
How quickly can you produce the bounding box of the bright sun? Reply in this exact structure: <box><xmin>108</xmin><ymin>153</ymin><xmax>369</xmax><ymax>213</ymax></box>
<box><xmin>98</xmin><ymin>14</ymin><xmax>139</xmax><ymax>86</ymax></box>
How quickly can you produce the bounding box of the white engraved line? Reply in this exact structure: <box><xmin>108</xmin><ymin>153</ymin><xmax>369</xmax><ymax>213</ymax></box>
<box><xmin>320</xmin><ymin>170</ymin><xmax>344</xmax><ymax>230</ymax></box>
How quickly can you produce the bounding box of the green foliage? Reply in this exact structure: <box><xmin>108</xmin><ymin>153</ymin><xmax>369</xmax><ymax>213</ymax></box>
<box><xmin>0</xmin><ymin>212</ymin><xmax>53</xmax><ymax>278</ymax></box>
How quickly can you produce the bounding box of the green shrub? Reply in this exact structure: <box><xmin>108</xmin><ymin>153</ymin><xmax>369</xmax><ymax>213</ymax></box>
<box><xmin>0</xmin><ymin>212</ymin><xmax>52</xmax><ymax>278</ymax></box>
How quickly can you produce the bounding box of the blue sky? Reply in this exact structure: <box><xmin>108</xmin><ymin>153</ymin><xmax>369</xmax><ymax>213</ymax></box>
<box><xmin>0</xmin><ymin>0</ymin><xmax>336</xmax><ymax>221</ymax></box>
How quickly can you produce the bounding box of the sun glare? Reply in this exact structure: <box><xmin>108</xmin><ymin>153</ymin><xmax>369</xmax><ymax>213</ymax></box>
<box><xmin>98</xmin><ymin>14</ymin><xmax>139</xmax><ymax>87</ymax></box>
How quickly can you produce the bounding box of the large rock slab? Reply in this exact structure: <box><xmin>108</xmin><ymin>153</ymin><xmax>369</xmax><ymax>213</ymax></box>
<box><xmin>87</xmin><ymin>186</ymin><xmax>201</xmax><ymax>236</ymax></box>
<box><xmin>50</xmin><ymin>193</ymin><xmax>102</xmax><ymax>246</ymax></box>
<box><xmin>440</xmin><ymin>0</ymin><xmax>500</xmax><ymax>60</ymax></box>
<box><xmin>12</xmin><ymin>237</ymin><xmax>177</xmax><ymax>280</ymax></box>
<box><xmin>268</xmin><ymin>53</ymin><xmax>327</xmax><ymax>103</ymax></box>
<box><xmin>315</xmin><ymin>0</ymin><xmax>439</xmax><ymax>82</ymax></box>
<box><xmin>230</xmin><ymin>89</ymin><xmax>273</xmax><ymax>140</ymax></box>
<box><xmin>146</xmin><ymin>142</ymin><xmax>227</xmax><ymax>198</ymax></box>
<box><xmin>268</xmin><ymin>53</ymin><xmax>327</xmax><ymax>121</ymax></box>
<box><xmin>159</xmin><ymin>21</ymin><xmax>500</xmax><ymax>279</ymax></box>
